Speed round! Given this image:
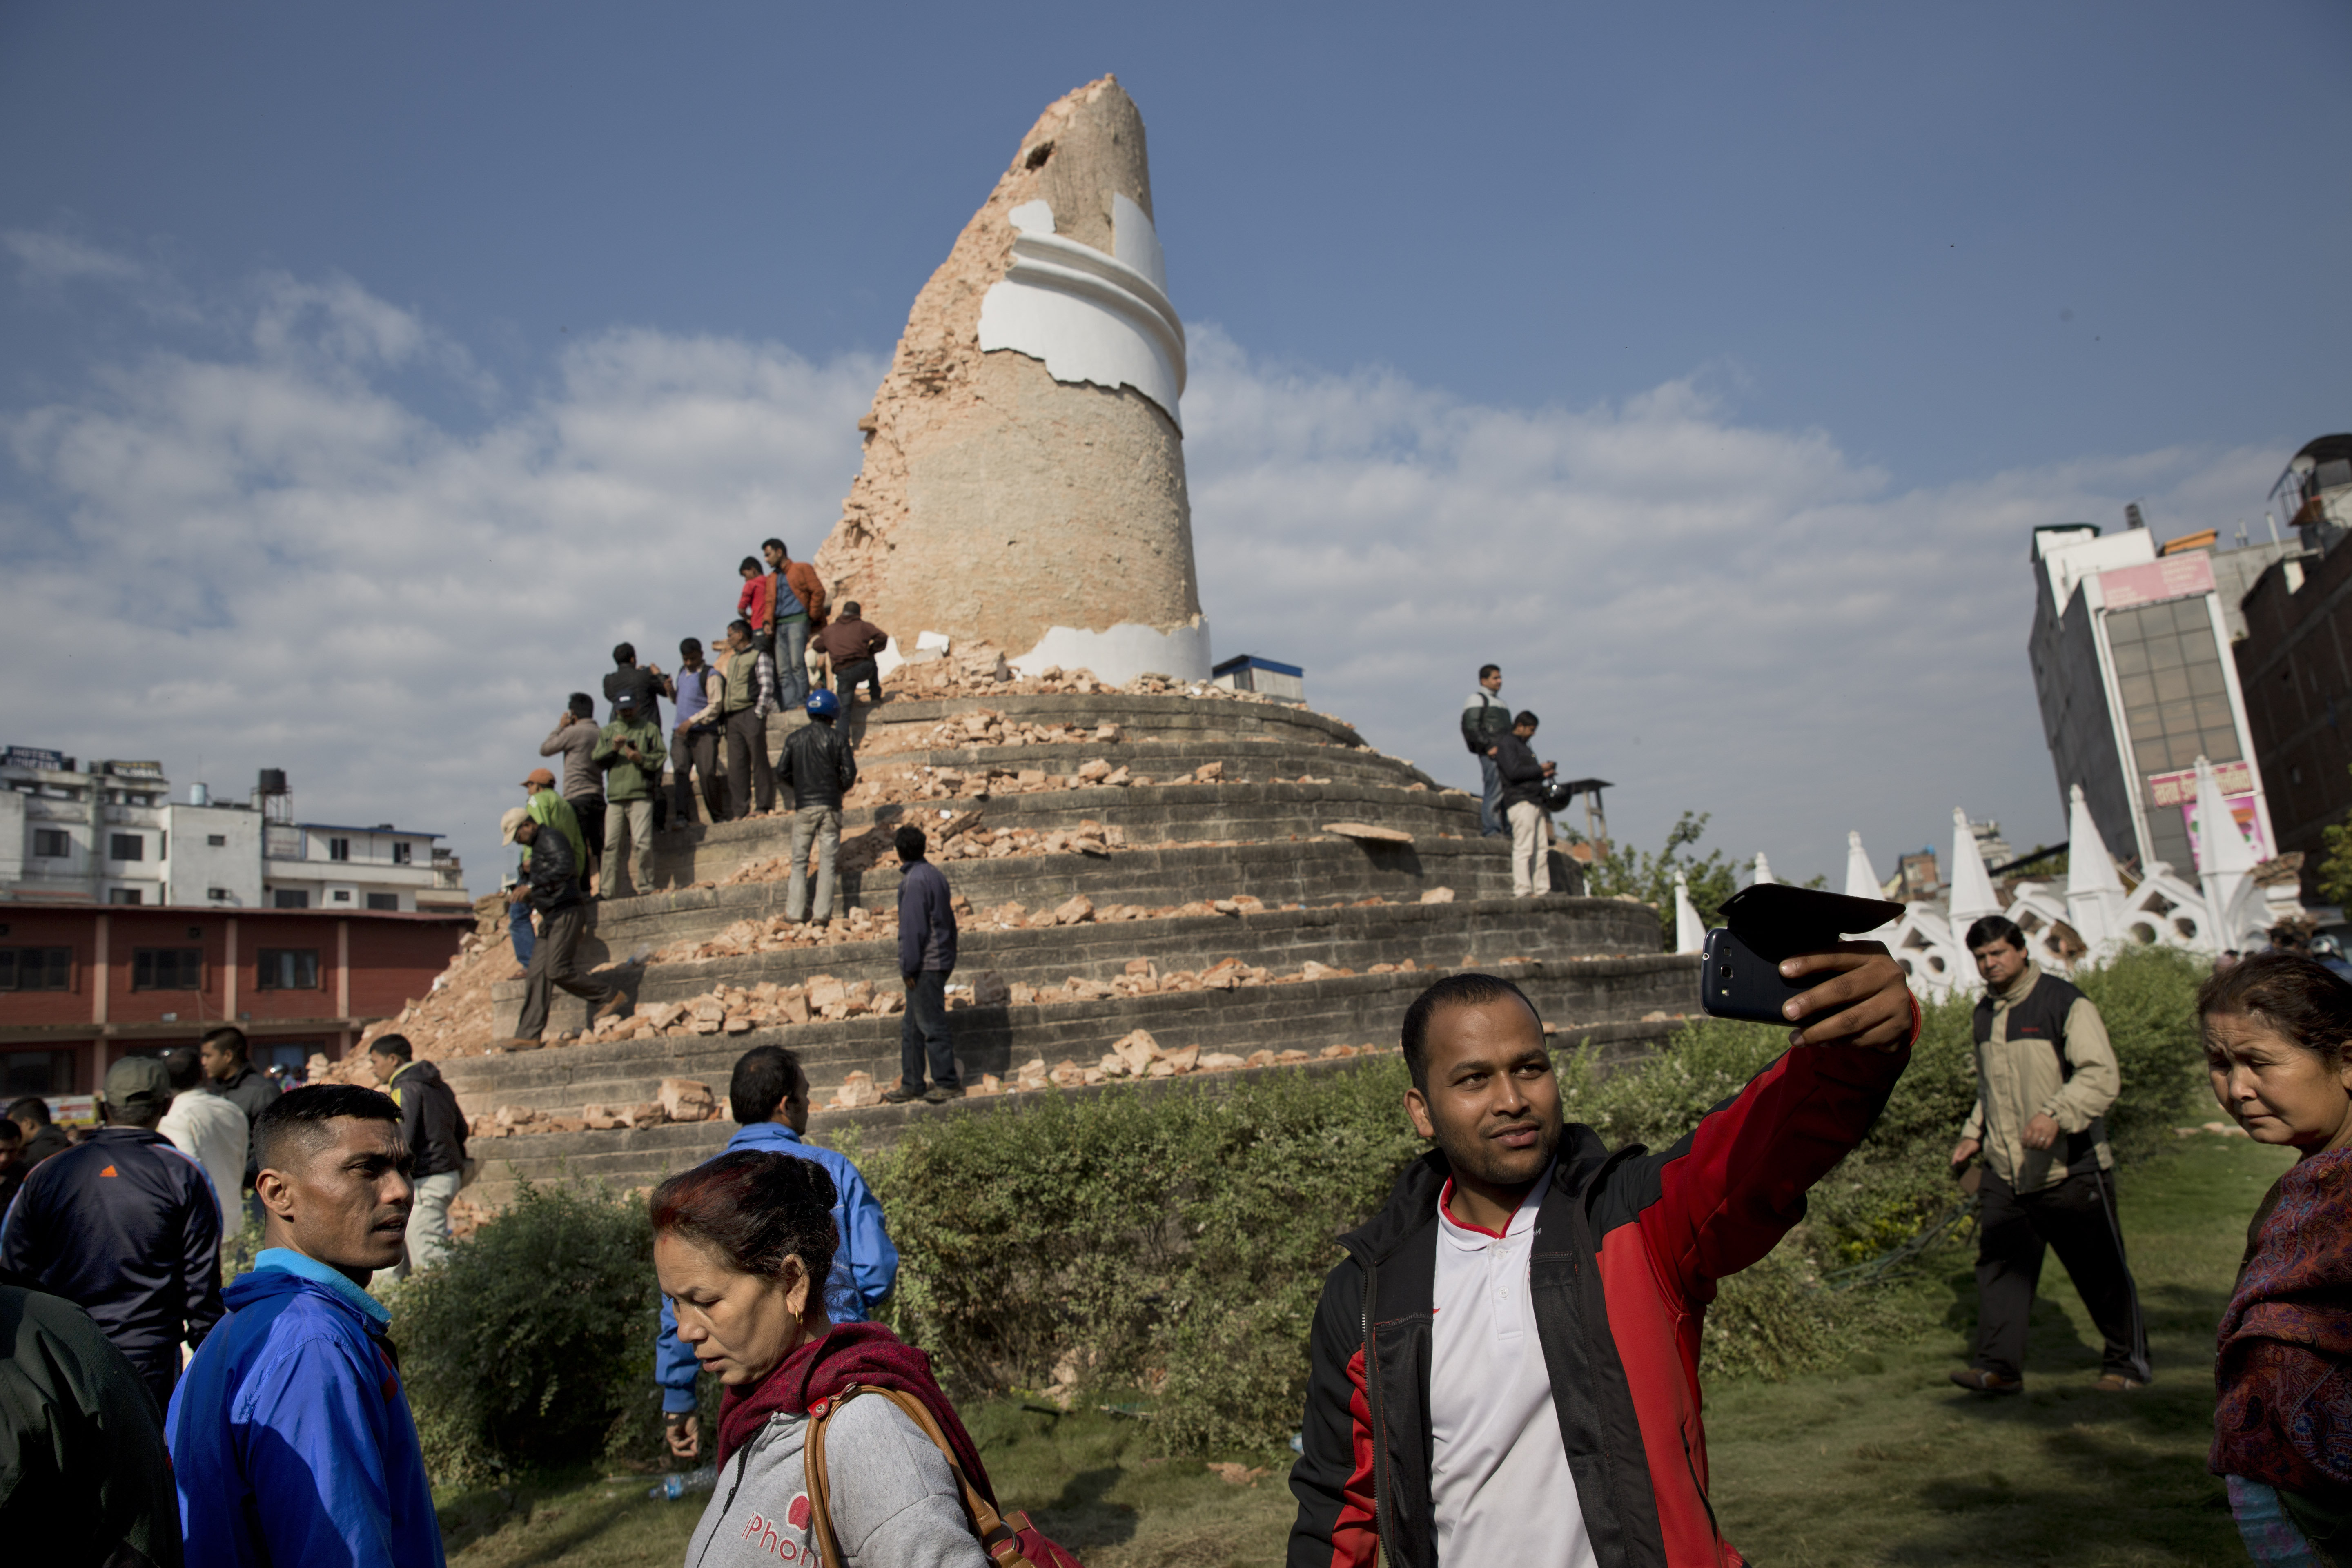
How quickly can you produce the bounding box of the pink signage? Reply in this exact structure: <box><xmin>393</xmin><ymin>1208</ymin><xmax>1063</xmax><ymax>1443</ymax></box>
<box><xmin>2179</xmin><ymin>793</ymin><xmax>2267</xmax><ymax>871</ymax></box>
<box><xmin>2097</xmin><ymin>553</ymin><xmax>2217</xmax><ymax>609</ymax></box>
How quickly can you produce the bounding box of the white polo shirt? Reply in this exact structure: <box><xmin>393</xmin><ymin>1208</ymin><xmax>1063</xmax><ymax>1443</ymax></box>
<box><xmin>1429</xmin><ymin>1167</ymin><xmax>1598</xmax><ymax>1568</ymax></box>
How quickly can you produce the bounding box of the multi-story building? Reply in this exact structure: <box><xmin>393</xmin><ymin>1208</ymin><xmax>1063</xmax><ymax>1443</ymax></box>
<box><xmin>0</xmin><ymin>757</ymin><xmax>468</xmax><ymax>912</ymax></box>
<box><xmin>0</xmin><ymin>752</ymin><xmax>176</xmax><ymax>906</ymax></box>
<box><xmin>2233</xmin><ymin>434</ymin><xmax>2352</xmax><ymax>898</ymax></box>
<box><xmin>0</xmin><ymin>901</ymin><xmax>472</xmax><ymax>1097</ymax></box>
<box><xmin>2029</xmin><ymin>516</ymin><xmax>2279</xmax><ymax>880</ymax></box>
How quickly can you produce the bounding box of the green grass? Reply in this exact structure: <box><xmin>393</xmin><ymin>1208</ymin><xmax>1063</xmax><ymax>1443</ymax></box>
<box><xmin>1707</xmin><ymin>1132</ymin><xmax>2291</xmax><ymax>1567</ymax></box>
<box><xmin>437</xmin><ymin>1135</ymin><xmax>2289</xmax><ymax>1568</ymax></box>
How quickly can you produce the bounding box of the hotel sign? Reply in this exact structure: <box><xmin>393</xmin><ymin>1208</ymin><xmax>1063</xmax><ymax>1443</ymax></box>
<box><xmin>2096</xmin><ymin>553</ymin><xmax>2216</xmax><ymax>610</ymax></box>
<box><xmin>2147</xmin><ymin>761</ymin><xmax>2253</xmax><ymax>804</ymax></box>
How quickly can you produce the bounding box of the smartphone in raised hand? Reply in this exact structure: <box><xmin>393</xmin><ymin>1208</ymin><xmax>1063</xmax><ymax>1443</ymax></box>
<box><xmin>1700</xmin><ymin>883</ymin><xmax>1903</xmax><ymax>1028</ymax></box>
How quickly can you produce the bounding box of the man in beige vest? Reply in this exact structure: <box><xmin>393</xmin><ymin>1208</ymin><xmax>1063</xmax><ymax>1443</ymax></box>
<box><xmin>710</xmin><ymin>619</ymin><xmax>777</xmax><ymax>820</ymax></box>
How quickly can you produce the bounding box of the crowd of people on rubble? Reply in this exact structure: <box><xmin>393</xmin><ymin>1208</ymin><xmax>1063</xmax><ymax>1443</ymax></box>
<box><xmin>492</xmin><ymin>533</ymin><xmax>960</xmax><ymax>1109</ymax></box>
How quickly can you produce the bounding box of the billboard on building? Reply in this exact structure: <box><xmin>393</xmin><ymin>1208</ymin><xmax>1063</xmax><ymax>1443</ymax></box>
<box><xmin>2097</xmin><ymin>553</ymin><xmax>2218</xmax><ymax>610</ymax></box>
<box><xmin>4</xmin><ymin>746</ymin><xmax>67</xmax><ymax>771</ymax></box>
<box><xmin>2149</xmin><ymin>763</ymin><xmax>2267</xmax><ymax>869</ymax></box>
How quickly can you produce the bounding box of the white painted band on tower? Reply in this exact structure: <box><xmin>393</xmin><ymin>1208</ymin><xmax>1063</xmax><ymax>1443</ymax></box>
<box><xmin>979</xmin><ymin>194</ymin><xmax>1187</xmax><ymax>428</ymax></box>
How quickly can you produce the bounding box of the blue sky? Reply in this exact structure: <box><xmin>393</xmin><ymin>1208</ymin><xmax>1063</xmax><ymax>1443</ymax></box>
<box><xmin>3</xmin><ymin>2</ymin><xmax>2345</xmax><ymax>894</ymax></box>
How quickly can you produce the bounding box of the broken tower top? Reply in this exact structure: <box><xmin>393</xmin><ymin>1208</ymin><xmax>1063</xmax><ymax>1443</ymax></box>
<box><xmin>815</xmin><ymin>76</ymin><xmax>1209</xmax><ymax>687</ymax></box>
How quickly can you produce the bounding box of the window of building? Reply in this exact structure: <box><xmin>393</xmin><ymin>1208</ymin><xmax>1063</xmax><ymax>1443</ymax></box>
<box><xmin>331</xmin><ymin>889</ymin><xmax>351</xmax><ymax>903</ymax></box>
<box><xmin>257</xmin><ymin>949</ymin><xmax>320</xmax><ymax>990</ymax></box>
<box><xmin>131</xmin><ymin>948</ymin><xmax>203</xmax><ymax>990</ymax></box>
<box><xmin>366</xmin><ymin>892</ymin><xmax>399</xmax><ymax>911</ymax></box>
<box><xmin>328</xmin><ymin>837</ymin><xmax>350</xmax><ymax>862</ymax></box>
<box><xmin>207</xmin><ymin>887</ymin><xmax>230</xmax><ymax>901</ymax></box>
<box><xmin>2107</xmin><ymin>599</ymin><xmax>2243</xmax><ymax>775</ymax></box>
<box><xmin>31</xmin><ymin>829</ymin><xmax>69</xmax><ymax>858</ymax></box>
<box><xmin>273</xmin><ymin>889</ymin><xmax>309</xmax><ymax>910</ymax></box>
<box><xmin>0</xmin><ymin>948</ymin><xmax>72</xmax><ymax>990</ymax></box>
<box><xmin>109</xmin><ymin>888</ymin><xmax>143</xmax><ymax>906</ymax></box>
<box><xmin>392</xmin><ymin>842</ymin><xmax>413</xmax><ymax>865</ymax></box>
<box><xmin>2</xmin><ymin>1050</ymin><xmax>73</xmax><ymax>1098</ymax></box>
<box><xmin>206</xmin><ymin>834</ymin><xmax>227</xmax><ymax>848</ymax></box>
<box><xmin>109</xmin><ymin>833</ymin><xmax>143</xmax><ymax>862</ymax></box>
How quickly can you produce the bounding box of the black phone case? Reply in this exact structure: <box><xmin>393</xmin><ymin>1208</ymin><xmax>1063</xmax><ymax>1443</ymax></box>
<box><xmin>1699</xmin><ymin>882</ymin><xmax>1904</xmax><ymax>1027</ymax></box>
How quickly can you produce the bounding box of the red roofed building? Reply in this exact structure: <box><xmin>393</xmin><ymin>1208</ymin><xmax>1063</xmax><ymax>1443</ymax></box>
<box><xmin>0</xmin><ymin>901</ymin><xmax>471</xmax><ymax>1101</ymax></box>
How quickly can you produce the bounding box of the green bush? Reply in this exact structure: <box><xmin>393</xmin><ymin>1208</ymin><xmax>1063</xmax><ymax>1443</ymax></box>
<box><xmin>390</xmin><ymin>1180</ymin><xmax>656</xmax><ymax>1485</ymax></box>
<box><xmin>866</xmin><ymin>946</ymin><xmax>2213</xmax><ymax>1445</ymax></box>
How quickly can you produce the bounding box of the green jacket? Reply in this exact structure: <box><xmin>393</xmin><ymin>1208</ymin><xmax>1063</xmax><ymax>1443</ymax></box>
<box><xmin>593</xmin><ymin>719</ymin><xmax>668</xmax><ymax>803</ymax></box>
<box><xmin>526</xmin><ymin>788</ymin><xmax>588</xmax><ymax>878</ymax></box>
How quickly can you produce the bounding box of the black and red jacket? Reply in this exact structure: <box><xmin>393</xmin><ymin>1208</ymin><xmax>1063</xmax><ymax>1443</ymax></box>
<box><xmin>1285</xmin><ymin>1020</ymin><xmax>1915</xmax><ymax>1568</ymax></box>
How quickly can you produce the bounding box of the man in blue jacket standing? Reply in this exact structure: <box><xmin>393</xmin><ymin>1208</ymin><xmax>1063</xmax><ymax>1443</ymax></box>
<box><xmin>883</xmin><ymin>824</ymin><xmax>962</xmax><ymax>1104</ymax></box>
<box><xmin>0</xmin><ymin>1056</ymin><xmax>222</xmax><ymax>1408</ymax></box>
<box><xmin>655</xmin><ymin>1043</ymin><xmax>898</xmax><ymax>1461</ymax></box>
<box><xmin>166</xmin><ymin>1084</ymin><xmax>443</xmax><ymax>1568</ymax></box>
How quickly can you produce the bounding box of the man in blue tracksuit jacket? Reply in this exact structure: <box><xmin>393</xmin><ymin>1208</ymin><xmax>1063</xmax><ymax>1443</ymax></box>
<box><xmin>655</xmin><ymin>1043</ymin><xmax>898</xmax><ymax>1461</ymax></box>
<box><xmin>167</xmin><ymin>1084</ymin><xmax>443</xmax><ymax>1568</ymax></box>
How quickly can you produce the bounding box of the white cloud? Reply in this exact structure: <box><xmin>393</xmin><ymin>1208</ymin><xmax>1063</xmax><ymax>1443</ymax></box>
<box><xmin>0</xmin><ymin>269</ymin><xmax>2287</xmax><ymax>899</ymax></box>
<box><xmin>4</xmin><ymin>230</ymin><xmax>145</xmax><ymax>287</ymax></box>
<box><xmin>2</xmin><ymin>286</ymin><xmax>882</xmax><ymax>890</ymax></box>
<box><xmin>1179</xmin><ymin>327</ymin><xmax>2284</xmax><ymax>882</ymax></box>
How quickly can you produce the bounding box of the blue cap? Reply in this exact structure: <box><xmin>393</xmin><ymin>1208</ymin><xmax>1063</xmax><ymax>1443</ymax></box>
<box><xmin>805</xmin><ymin>689</ymin><xmax>841</xmax><ymax>719</ymax></box>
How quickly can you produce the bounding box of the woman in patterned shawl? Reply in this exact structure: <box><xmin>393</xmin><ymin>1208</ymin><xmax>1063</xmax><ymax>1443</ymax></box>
<box><xmin>2202</xmin><ymin>953</ymin><xmax>2352</xmax><ymax>1566</ymax></box>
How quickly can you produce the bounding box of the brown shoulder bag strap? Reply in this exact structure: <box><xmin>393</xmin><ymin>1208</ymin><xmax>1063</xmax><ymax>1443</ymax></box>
<box><xmin>804</xmin><ymin>1384</ymin><xmax>1037</xmax><ymax>1568</ymax></box>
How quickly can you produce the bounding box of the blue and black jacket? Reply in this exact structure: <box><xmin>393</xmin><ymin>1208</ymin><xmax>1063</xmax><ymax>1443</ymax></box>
<box><xmin>166</xmin><ymin>1250</ymin><xmax>444</xmax><ymax>1568</ymax></box>
<box><xmin>0</xmin><ymin>1127</ymin><xmax>221</xmax><ymax>1407</ymax></box>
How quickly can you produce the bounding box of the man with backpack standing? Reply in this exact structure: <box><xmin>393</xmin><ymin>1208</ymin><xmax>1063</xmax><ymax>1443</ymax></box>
<box><xmin>1947</xmin><ymin>916</ymin><xmax>2149</xmax><ymax>1395</ymax></box>
<box><xmin>775</xmin><ymin>689</ymin><xmax>858</xmax><ymax>924</ymax></box>
<box><xmin>498</xmin><ymin>818</ymin><xmax>627</xmax><ymax>1049</ymax></box>
<box><xmin>593</xmin><ymin>690</ymin><xmax>667</xmax><ymax>899</ymax></box>
<box><xmin>1461</xmin><ymin>664</ymin><xmax>1513</xmax><ymax>838</ymax></box>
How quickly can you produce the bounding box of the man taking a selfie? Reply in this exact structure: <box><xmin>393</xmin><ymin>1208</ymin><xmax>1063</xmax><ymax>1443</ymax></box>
<box><xmin>1288</xmin><ymin>947</ymin><xmax>1916</xmax><ymax>1568</ymax></box>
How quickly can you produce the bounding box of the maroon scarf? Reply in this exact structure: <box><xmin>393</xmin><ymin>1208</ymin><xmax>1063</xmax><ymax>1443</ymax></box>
<box><xmin>2212</xmin><ymin>1146</ymin><xmax>2352</xmax><ymax>1501</ymax></box>
<box><xmin>715</xmin><ymin>1321</ymin><xmax>996</xmax><ymax>1506</ymax></box>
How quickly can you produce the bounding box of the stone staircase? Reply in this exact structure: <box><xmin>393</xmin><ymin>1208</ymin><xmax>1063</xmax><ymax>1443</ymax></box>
<box><xmin>444</xmin><ymin>689</ymin><xmax>1699</xmax><ymax>1204</ymax></box>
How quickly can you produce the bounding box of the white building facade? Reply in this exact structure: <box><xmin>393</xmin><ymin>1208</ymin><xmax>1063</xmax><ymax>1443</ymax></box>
<box><xmin>0</xmin><ymin>753</ymin><xmax>466</xmax><ymax>911</ymax></box>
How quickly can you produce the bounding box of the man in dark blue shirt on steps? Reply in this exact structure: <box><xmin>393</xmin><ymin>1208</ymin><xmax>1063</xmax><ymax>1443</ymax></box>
<box><xmin>884</xmin><ymin>824</ymin><xmax>962</xmax><ymax>1105</ymax></box>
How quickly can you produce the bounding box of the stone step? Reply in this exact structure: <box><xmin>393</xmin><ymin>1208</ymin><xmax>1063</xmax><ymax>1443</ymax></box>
<box><xmin>653</xmin><ymin>779</ymin><xmax>1482</xmax><ymax>887</ymax></box>
<box><xmin>448</xmin><ymin>956</ymin><xmax>1702</xmax><ymax>1203</ymax></box>
<box><xmin>853</xmin><ymin>737</ymin><xmax>1426</xmax><ymax>792</ymax></box>
<box><xmin>792</xmin><ymin>691</ymin><xmax>1381</xmax><ymax>754</ymax></box>
<box><xmin>586</xmin><ymin>836</ymin><xmax>1570</xmax><ymax>964</ymax></box>
<box><xmin>492</xmin><ymin>894</ymin><xmax>1658</xmax><ymax>1038</ymax></box>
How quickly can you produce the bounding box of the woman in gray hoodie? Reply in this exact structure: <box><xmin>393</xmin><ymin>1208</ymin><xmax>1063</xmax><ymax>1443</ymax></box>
<box><xmin>656</xmin><ymin>1150</ymin><xmax>991</xmax><ymax>1568</ymax></box>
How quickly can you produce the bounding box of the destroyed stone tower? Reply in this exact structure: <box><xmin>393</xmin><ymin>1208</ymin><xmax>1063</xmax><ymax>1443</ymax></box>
<box><xmin>816</xmin><ymin>76</ymin><xmax>1208</xmax><ymax>687</ymax></box>
<box><xmin>377</xmin><ymin>82</ymin><xmax>1702</xmax><ymax>1210</ymax></box>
